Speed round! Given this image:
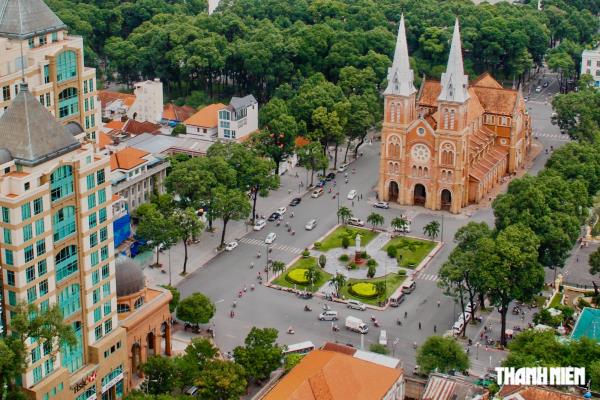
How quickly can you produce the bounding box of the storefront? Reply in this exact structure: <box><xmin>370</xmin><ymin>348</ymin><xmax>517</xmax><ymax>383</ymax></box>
<box><xmin>101</xmin><ymin>366</ymin><xmax>124</xmax><ymax>400</ymax></box>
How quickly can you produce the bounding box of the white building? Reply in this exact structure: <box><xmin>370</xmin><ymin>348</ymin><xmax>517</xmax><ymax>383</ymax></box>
<box><xmin>581</xmin><ymin>48</ymin><xmax>600</xmax><ymax>87</ymax></box>
<box><xmin>208</xmin><ymin>0</ymin><xmax>220</xmax><ymax>14</ymax></box>
<box><xmin>127</xmin><ymin>79</ymin><xmax>163</xmax><ymax>123</ymax></box>
<box><xmin>183</xmin><ymin>103</ymin><xmax>225</xmax><ymax>140</ymax></box>
<box><xmin>217</xmin><ymin>95</ymin><xmax>258</xmax><ymax>141</ymax></box>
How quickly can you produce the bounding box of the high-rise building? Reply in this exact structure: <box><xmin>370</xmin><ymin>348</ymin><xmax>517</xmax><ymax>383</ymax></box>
<box><xmin>0</xmin><ymin>84</ymin><xmax>126</xmax><ymax>400</ymax></box>
<box><xmin>0</xmin><ymin>0</ymin><xmax>100</xmax><ymax>140</ymax></box>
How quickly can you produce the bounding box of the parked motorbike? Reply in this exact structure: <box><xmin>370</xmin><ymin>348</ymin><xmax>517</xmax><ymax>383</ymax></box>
<box><xmin>304</xmin><ymin>305</ymin><xmax>312</xmax><ymax>312</ymax></box>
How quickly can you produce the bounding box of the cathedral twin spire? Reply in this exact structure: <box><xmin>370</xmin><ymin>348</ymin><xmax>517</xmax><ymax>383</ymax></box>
<box><xmin>386</xmin><ymin>15</ymin><xmax>469</xmax><ymax>104</ymax></box>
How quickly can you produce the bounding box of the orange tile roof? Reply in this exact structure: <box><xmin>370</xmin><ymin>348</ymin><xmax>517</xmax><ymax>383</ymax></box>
<box><xmin>110</xmin><ymin>147</ymin><xmax>149</xmax><ymax>171</ymax></box>
<box><xmin>418</xmin><ymin>80</ymin><xmax>442</xmax><ymax>107</ymax></box>
<box><xmin>98</xmin><ymin>90</ymin><xmax>136</xmax><ymax>108</ymax></box>
<box><xmin>104</xmin><ymin>120</ymin><xmax>125</xmax><ymax>131</ymax></box>
<box><xmin>123</xmin><ymin>120</ymin><xmax>161</xmax><ymax>136</ymax></box>
<box><xmin>498</xmin><ymin>386</ymin><xmax>583</xmax><ymax>400</ymax></box>
<box><xmin>163</xmin><ymin>103</ymin><xmax>196</xmax><ymax>122</ymax></box>
<box><xmin>98</xmin><ymin>133</ymin><xmax>114</xmax><ymax>150</ymax></box>
<box><xmin>184</xmin><ymin>103</ymin><xmax>226</xmax><ymax>128</ymax></box>
<box><xmin>472</xmin><ymin>86</ymin><xmax>518</xmax><ymax>116</ymax></box>
<box><xmin>262</xmin><ymin>349</ymin><xmax>402</xmax><ymax>400</ymax></box>
<box><xmin>321</xmin><ymin>342</ymin><xmax>356</xmax><ymax>356</ymax></box>
<box><xmin>112</xmin><ymin>194</ymin><xmax>121</xmax><ymax>202</ymax></box>
<box><xmin>471</xmin><ymin>72</ymin><xmax>503</xmax><ymax>89</ymax></box>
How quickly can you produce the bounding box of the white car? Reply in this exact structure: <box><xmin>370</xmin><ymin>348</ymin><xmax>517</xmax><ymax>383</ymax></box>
<box><xmin>348</xmin><ymin>217</ymin><xmax>365</xmax><ymax>227</ymax></box>
<box><xmin>277</xmin><ymin>206</ymin><xmax>287</xmax><ymax>215</ymax></box>
<box><xmin>374</xmin><ymin>201</ymin><xmax>389</xmax><ymax>209</ymax></box>
<box><xmin>253</xmin><ymin>219</ymin><xmax>266</xmax><ymax>231</ymax></box>
<box><xmin>379</xmin><ymin>330</ymin><xmax>388</xmax><ymax>346</ymax></box>
<box><xmin>535</xmin><ymin>86</ymin><xmax>542</xmax><ymax>93</ymax></box>
<box><xmin>338</xmin><ymin>164</ymin><xmax>348</xmax><ymax>172</ymax></box>
<box><xmin>347</xmin><ymin>299</ymin><xmax>366</xmax><ymax>311</ymax></box>
<box><xmin>347</xmin><ymin>189</ymin><xmax>357</xmax><ymax>200</ymax></box>
<box><xmin>305</xmin><ymin>219</ymin><xmax>317</xmax><ymax>230</ymax></box>
<box><xmin>311</xmin><ymin>188</ymin><xmax>324</xmax><ymax>198</ymax></box>
<box><xmin>224</xmin><ymin>241</ymin><xmax>238</xmax><ymax>251</ymax></box>
<box><xmin>265</xmin><ymin>232</ymin><xmax>277</xmax><ymax>244</ymax></box>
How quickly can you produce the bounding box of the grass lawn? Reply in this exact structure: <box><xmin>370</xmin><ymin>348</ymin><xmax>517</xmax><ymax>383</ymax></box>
<box><xmin>548</xmin><ymin>293</ymin><xmax>563</xmax><ymax>308</ymax></box>
<box><xmin>317</xmin><ymin>226</ymin><xmax>378</xmax><ymax>251</ymax></box>
<box><xmin>382</xmin><ymin>236</ymin><xmax>436</xmax><ymax>268</ymax></box>
<box><xmin>339</xmin><ymin>274</ymin><xmax>406</xmax><ymax>305</ymax></box>
<box><xmin>271</xmin><ymin>257</ymin><xmax>332</xmax><ymax>293</ymax></box>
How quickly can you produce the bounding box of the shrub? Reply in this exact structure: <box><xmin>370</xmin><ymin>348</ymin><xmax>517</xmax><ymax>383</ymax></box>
<box><xmin>367</xmin><ymin>265</ymin><xmax>376</xmax><ymax>278</ymax></box>
<box><xmin>578</xmin><ymin>297</ymin><xmax>591</xmax><ymax>309</ymax></box>
<box><xmin>369</xmin><ymin>343</ymin><xmax>389</xmax><ymax>355</ymax></box>
<box><xmin>314</xmin><ymin>241</ymin><xmax>322</xmax><ymax>249</ymax></box>
<box><xmin>286</xmin><ymin>269</ymin><xmax>309</xmax><ymax>285</ymax></box>
<box><xmin>349</xmin><ymin>282</ymin><xmax>378</xmax><ymax>298</ymax></box>
<box><xmin>348</xmin><ymin>261</ymin><xmax>357</xmax><ymax>270</ymax></box>
<box><xmin>398</xmin><ymin>269</ymin><xmax>407</xmax><ymax>276</ymax></box>
<box><xmin>339</xmin><ymin>254</ymin><xmax>350</xmax><ymax>262</ymax></box>
<box><xmin>366</xmin><ymin>258</ymin><xmax>377</xmax><ymax>267</ymax></box>
<box><xmin>387</xmin><ymin>246</ymin><xmax>397</xmax><ymax>258</ymax></box>
<box><xmin>342</xmin><ymin>236</ymin><xmax>350</xmax><ymax>249</ymax></box>
<box><xmin>319</xmin><ymin>254</ymin><xmax>327</xmax><ymax>268</ymax></box>
<box><xmin>302</xmin><ymin>249</ymin><xmax>310</xmax><ymax>258</ymax></box>
<box><xmin>360</xmin><ymin>250</ymin><xmax>368</xmax><ymax>259</ymax></box>
<box><xmin>171</xmin><ymin>123</ymin><xmax>186</xmax><ymax>136</ymax></box>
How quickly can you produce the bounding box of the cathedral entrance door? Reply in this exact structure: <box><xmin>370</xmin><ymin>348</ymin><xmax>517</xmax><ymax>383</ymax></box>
<box><xmin>388</xmin><ymin>181</ymin><xmax>399</xmax><ymax>202</ymax></box>
<box><xmin>441</xmin><ymin>189</ymin><xmax>452</xmax><ymax>211</ymax></box>
<box><xmin>414</xmin><ymin>184</ymin><xmax>426</xmax><ymax>206</ymax></box>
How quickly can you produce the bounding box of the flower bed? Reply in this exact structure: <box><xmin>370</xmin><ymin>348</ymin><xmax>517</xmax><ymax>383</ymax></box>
<box><xmin>349</xmin><ymin>282</ymin><xmax>378</xmax><ymax>299</ymax></box>
<box><xmin>340</xmin><ymin>274</ymin><xmax>406</xmax><ymax>305</ymax></box>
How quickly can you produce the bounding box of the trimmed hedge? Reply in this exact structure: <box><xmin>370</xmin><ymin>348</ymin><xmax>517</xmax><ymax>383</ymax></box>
<box><xmin>349</xmin><ymin>282</ymin><xmax>378</xmax><ymax>299</ymax></box>
<box><xmin>286</xmin><ymin>268</ymin><xmax>309</xmax><ymax>285</ymax></box>
<box><xmin>339</xmin><ymin>254</ymin><xmax>350</xmax><ymax>262</ymax></box>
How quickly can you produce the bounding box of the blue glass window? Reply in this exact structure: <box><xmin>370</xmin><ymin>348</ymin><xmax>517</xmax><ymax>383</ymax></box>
<box><xmin>23</xmin><ymin>224</ymin><xmax>32</xmax><ymax>241</ymax></box>
<box><xmin>1</xmin><ymin>206</ymin><xmax>9</xmax><ymax>223</ymax></box>
<box><xmin>4</xmin><ymin>249</ymin><xmax>13</xmax><ymax>265</ymax></box>
<box><xmin>3</xmin><ymin>228</ymin><xmax>11</xmax><ymax>244</ymax></box>
<box><xmin>21</xmin><ymin>203</ymin><xmax>31</xmax><ymax>221</ymax></box>
<box><xmin>61</xmin><ymin>321</ymin><xmax>83</xmax><ymax>373</ymax></box>
<box><xmin>56</xmin><ymin>51</ymin><xmax>77</xmax><ymax>82</ymax></box>
<box><xmin>6</xmin><ymin>270</ymin><xmax>14</xmax><ymax>286</ymax></box>
<box><xmin>53</xmin><ymin>206</ymin><xmax>76</xmax><ymax>242</ymax></box>
<box><xmin>50</xmin><ymin>166</ymin><xmax>74</xmax><ymax>202</ymax></box>
<box><xmin>58</xmin><ymin>284</ymin><xmax>80</xmax><ymax>318</ymax></box>
<box><xmin>33</xmin><ymin>366</ymin><xmax>42</xmax><ymax>384</ymax></box>
<box><xmin>58</xmin><ymin>87</ymin><xmax>79</xmax><ymax>118</ymax></box>
<box><xmin>55</xmin><ymin>245</ymin><xmax>78</xmax><ymax>282</ymax></box>
<box><xmin>24</xmin><ymin>245</ymin><xmax>34</xmax><ymax>262</ymax></box>
<box><xmin>35</xmin><ymin>219</ymin><xmax>45</xmax><ymax>236</ymax></box>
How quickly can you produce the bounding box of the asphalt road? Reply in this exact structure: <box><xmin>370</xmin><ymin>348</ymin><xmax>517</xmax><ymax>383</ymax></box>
<box><xmin>176</xmin><ymin>69</ymin><xmax>569</xmax><ymax>375</ymax></box>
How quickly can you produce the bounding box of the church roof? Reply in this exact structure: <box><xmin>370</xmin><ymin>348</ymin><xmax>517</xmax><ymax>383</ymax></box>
<box><xmin>471</xmin><ymin>73</ymin><xmax>503</xmax><ymax>89</ymax></box>
<box><xmin>418</xmin><ymin>80</ymin><xmax>442</xmax><ymax>107</ymax></box>
<box><xmin>0</xmin><ymin>0</ymin><xmax>66</xmax><ymax>39</ymax></box>
<box><xmin>471</xmin><ymin>86</ymin><xmax>518</xmax><ymax>116</ymax></box>
<box><xmin>0</xmin><ymin>84</ymin><xmax>80</xmax><ymax>167</ymax></box>
<box><xmin>384</xmin><ymin>14</ymin><xmax>416</xmax><ymax>97</ymax></box>
<box><xmin>438</xmin><ymin>19</ymin><xmax>469</xmax><ymax>103</ymax></box>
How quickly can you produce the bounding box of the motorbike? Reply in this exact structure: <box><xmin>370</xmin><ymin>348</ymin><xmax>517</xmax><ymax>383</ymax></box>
<box><xmin>232</xmin><ymin>301</ymin><xmax>237</xmax><ymax>308</ymax></box>
<box><xmin>287</xmin><ymin>327</ymin><xmax>295</xmax><ymax>334</ymax></box>
<box><xmin>396</xmin><ymin>318</ymin><xmax>402</xmax><ymax>326</ymax></box>
<box><xmin>230</xmin><ymin>310</ymin><xmax>235</xmax><ymax>318</ymax></box>
<box><xmin>257</xmin><ymin>252</ymin><xmax>261</xmax><ymax>258</ymax></box>
<box><xmin>374</xmin><ymin>320</ymin><xmax>380</xmax><ymax>328</ymax></box>
<box><xmin>332</xmin><ymin>325</ymin><xmax>340</xmax><ymax>332</ymax></box>
<box><xmin>304</xmin><ymin>305</ymin><xmax>312</xmax><ymax>312</ymax></box>
<box><xmin>250</xmin><ymin>284</ymin><xmax>255</xmax><ymax>291</ymax></box>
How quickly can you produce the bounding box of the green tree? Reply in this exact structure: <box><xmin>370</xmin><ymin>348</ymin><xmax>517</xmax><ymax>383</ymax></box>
<box><xmin>423</xmin><ymin>220</ymin><xmax>440</xmax><ymax>240</ymax></box>
<box><xmin>329</xmin><ymin>273</ymin><xmax>347</xmax><ymax>298</ymax></box>
<box><xmin>141</xmin><ymin>356</ymin><xmax>178</xmax><ymax>395</ymax></box>
<box><xmin>479</xmin><ymin>225</ymin><xmax>544</xmax><ymax>347</ymax></box>
<box><xmin>160</xmin><ymin>285</ymin><xmax>181</xmax><ymax>313</ymax></box>
<box><xmin>297</xmin><ymin>142</ymin><xmax>329</xmax><ymax>186</ymax></box>
<box><xmin>375</xmin><ymin>280</ymin><xmax>386</xmax><ymax>296</ymax></box>
<box><xmin>176</xmin><ymin>293</ymin><xmax>216</xmax><ymax>326</ymax></box>
<box><xmin>284</xmin><ymin>354</ymin><xmax>303</xmax><ymax>373</ymax></box>
<box><xmin>369</xmin><ymin>343</ymin><xmax>389</xmax><ymax>355</ymax></box>
<box><xmin>270</xmin><ymin>260</ymin><xmax>286</xmax><ymax>278</ymax></box>
<box><xmin>318</xmin><ymin>254</ymin><xmax>327</xmax><ymax>268</ymax></box>
<box><xmin>171</xmin><ymin>207</ymin><xmax>204</xmax><ymax>275</ymax></box>
<box><xmin>136</xmin><ymin>205</ymin><xmax>178</xmax><ymax>266</ymax></box>
<box><xmin>304</xmin><ymin>266</ymin><xmax>322</xmax><ymax>289</ymax></box>
<box><xmin>367</xmin><ymin>212</ymin><xmax>384</xmax><ymax>231</ymax></box>
<box><xmin>212</xmin><ymin>187</ymin><xmax>252</xmax><ymax>248</ymax></box>
<box><xmin>416</xmin><ymin>336</ymin><xmax>469</xmax><ymax>375</ymax></box>
<box><xmin>256</xmin><ymin>98</ymin><xmax>299</xmax><ymax>175</ymax></box>
<box><xmin>233</xmin><ymin>327</ymin><xmax>282</xmax><ymax>382</ymax></box>
<box><xmin>391</xmin><ymin>216</ymin><xmax>409</xmax><ymax>234</ymax></box>
<box><xmin>195</xmin><ymin>360</ymin><xmax>247</xmax><ymax>400</ymax></box>
<box><xmin>171</xmin><ymin>124</ymin><xmax>186</xmax><ymax>136</ymax></box>
<box><xmin>337</xmin><ymin>206</ymin><xmax>353</xmax><ymax>225</ymax></box>
<box><xmin>311</xmin><ymin>106</ymin><xmax>345</xmax><ymax>169</ymax></box>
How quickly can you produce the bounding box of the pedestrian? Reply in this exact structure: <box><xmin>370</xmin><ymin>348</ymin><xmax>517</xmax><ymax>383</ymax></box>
<box><xmin>434</xmin><ymin>325</ymin><xmax>437</xmax><ymax>333</ymax></box>
<box><xmin>437</xmin><ymin>300</ymin><xmax>440</xmax><ymax>308</ymax></box>
<box><xmin>418</xmin><ymin>322</ymin><xmax>421</xmax><ymax>330</ymax></box>
<box><xmin>577</xmin><ymin>256</ymin><xmax>579</xmax><ymax>262</ymax></box>
<box><xmin>404</xmin><ymin>311</ymin><xmax>407</xmax><ymax>318</ymax></box>
<box><xmin>480</xmin><ymin>331</ymin><xmax>484</xmax><ymax>339</ymax></box>
<box><xmin>352</xmin><ymin>201</ymin><xmax>354</xmax><ymax>207</ymax></box>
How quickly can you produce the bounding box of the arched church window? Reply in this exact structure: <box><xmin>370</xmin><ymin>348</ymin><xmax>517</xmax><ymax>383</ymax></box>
<box><xmin>443</xmin><ymin>108</ymin><xmax>449</xmax><ymax>129</ymax></box>
<box><xmin>390</xmin><ymin>103</ymin><xmax>396</xmax><ymax>122</ymax></box>
<box><xmin>412</xmin><ymin>166</ymin><xmax>417</xmax><ymax>176</ymax></box>
<box><xmin>450</xmin><ymin>110</ymin><xmax>455</xmax><ymax>129</ymax></box>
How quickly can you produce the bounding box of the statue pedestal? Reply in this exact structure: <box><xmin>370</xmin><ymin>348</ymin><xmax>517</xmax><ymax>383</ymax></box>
<box><xmin>354</xmin><ymin>251</ymin><xmax>362</xmax><ymax>264</ymax></box>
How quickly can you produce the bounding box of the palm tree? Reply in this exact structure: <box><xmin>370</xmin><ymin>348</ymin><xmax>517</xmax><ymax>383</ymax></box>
<box><xmin>337</xmin><ymin>206</ymin><xmax>353</xmax><ymax>225</ymax></box>
<box><xmin>375</xmin><ymin>281</ymin><xmax>387</xmax><ymax>296</ymax></box>
<box><xmin>367</xmin><ymin>212</ymin><xmax>384</xmax><ymax>231</ymax></box>
<box><xmin>270</xmin><ymin>261</ymin><xmax>286</xmax><ymax>277</ymax></box>
<box><xmin>391</xmin><ymin>216</ymin><xmax>409</xmax><ymax>234</ymax></box>
<box><xmin>423</xmin><ymin>220</ymin><xmax>441</xmax><ymax>240</ymax></box>
<box><xmin>329</xmin><ymin>273</ymin><xmax>347</xmax><ymax>298</ymax></box>
<box><xmin>304</xmin><ymin>267</ymin><xmax>322</xmax><ymax>290</ymax></box>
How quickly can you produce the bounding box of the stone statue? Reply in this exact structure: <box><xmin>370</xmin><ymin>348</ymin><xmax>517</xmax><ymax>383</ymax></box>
<box><xmin>355</xmin><ymin>233</ymin><xmax>362</xmax><ymax>252</ymax></box>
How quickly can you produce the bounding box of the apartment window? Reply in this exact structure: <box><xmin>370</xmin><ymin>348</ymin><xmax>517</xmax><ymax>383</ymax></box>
<box><xmin>2</xmin><ymin>206</ymin><xmax>9</xmax><ymax>222</ymax></box>
<box><xmin>89</xmin><ymin>79</ymin><xmax>94</xmax><ymax>91</ymax></box>
<box><xmin>98</xmin><ymin>208</ymin><xmax>107</xmax><ymax>223</ymax></box>
<box><xmin>6</xmin><ymin>270</ymin><xmax>15</xmax><ymax>286</ymax></box>
<box><xmin>101</xmin><ymin>264</ymin><xmax>109</xmax><ymax>279</ymax></box>
<box><xmin>40</xmin><ymin>299</ymin><xmax>49</xmax><ymax>312</ymax></box>
<box><xmin>94</xmin><ymin>325</ymin><xmax>102</xmax><ymax>341</ymax></box>
<box><xmin>89</xmin><ymin>213</ymin><xmax>97</xmax><ymax>228</ymax></box>
<box><xmin>92</xmin><ymin>288</ymin><xmax>100</xmax><ymax>304</ymax></box>
<box><xmin>31</xmin><ymin>347</ymin><xmax>40</xmax><ymax>363</ymax></box>
<box><xmin>86</xmin><ymin>174</ymin><xmax>95</xmax><ymax>190</ymax></box>
<box><xmin>57</xmin><ymin>284</ymin><xmax>80</xmax><ymax>318</ymax></box>
<box><xmin>2</xmin><ymin>86</ymin><xmax>10</xmax><ymax>101</ymax></box>
<box><xmin>84</xmin><ymin>98</ymin><xmax>89</xmax><ymax>112</ymax></box>
<box><xmin>56</xmin><ymin>51</ymin><xmax>77</xmax><ymax>82</ymax></box>
<box><xmin>28</xmin><ymin>38</ymin><xmax>35</xmax><ymax>48</ymax></box>
<box><xmin>24</xmin><ymin>245</ymin><xmax>34</xmax><ymax>262</ymax></box>
<box><xmin>50</xmin><ymin>166</ymin><xmax>74</xmax><ymax>202</ymax></box>
<box><xmin>90</xmin><ymin>97</ymin><xmax>95</xmax><ymax>110</ymax></box>
<box><xmin>61</xmin><ymin>321</ymin><xmax>83</xmax><ymax>373</ymax></box>
<box><xmin>104</xmin><ymin>319</ymin><xmax>112</xmax><ymax>334</ymax></box>
<box><xmin>27</xmin><ymin>286</ymin><xmax>37</xmax><ymax>302</ymax></box>
<box><xmin>98</xmin><ymin>189</ymin><xmax>106</xmax><ymax>204</ymax></box>
<box><xmin>97</xmin><ymin>169</ymin><xmax>105</xmax><ymax>185</ymax></box>
<box><xmin>103</xmin><ymin>302</ymin><xmax>111</xmax><ymax>316</ymax></box>
<box><xmin>33</xmin><ymin>198</ymin><xmax>43</xmax><ymax>215</ymax></box>
<box><xmin>8</xmin><ymin>291</ymin><xmax>16</xmax><ymax>306</ymax></box>
<box><xmin>43</xmin><ymin>65</ymin><xmax>50</xmax><ymax>84</ymax></box>
<box><xmin>38</xmin><ymin>35</ymin><xmax>47</xmax><ymax>46</ymax></box>
<box><xmin>39</xmin><ymin>279</ymin><xmax>48</xmax><ymax>296</ymax></box>
<box><xmin>43</xmin><ymin>342</ymin><xmax>52</xmax><ymax>357</ymax></box>
<box><xmin>588</xmin><ymin>59</ymin><xmax>592</xmax><ymax>66</ymax></box>
<box><xmin>4</xmin><ymin>249</ymin><xmax>13</xmax><ymax>265</ymax></box>
<box><xmin>100</xmin><ymin>227</ymin><xmax>108</xmax><ymax>242</ymax></box>
<box><xmin>51</xmin><ymin>32</ymin><xmax>58</xmax><ymax>42</ymax></box>
<box><xmin>36</xmin><ymin>239</ymin><xmax>46</xmax><ymax>256</ymax></box>
<box><xmin>40</xmin><ymin>95</ymin><xmax>45</xmax><ymax>105</ymax></box>
<box><xmin>85</xmin><ymin>116</ymin><xmax>89</xmax><ymax>130</ymax></box>
<box><xmin>117</xmin><ymin>304</ymin><xmax>130</xmax><ymax>314</ymax></box>
<box><xmin>45</xmin><ymin>92</ymin><xmax>51</xmax><ymax>105</ymax></box>
<box><xmin>58</xmin><ymin>87</ymin><xmax>79</xmax><ymax>118</ymax></box>
<box><xmin>21</xmin><ymin>203</ymin><xmax>31</xmax><ymax>220</ymax></box>
<box><xmin>38</xmin><ymin>260</ymin><xmax>47</xmax><ymax>276</ymax></box>
<box><xmin>33</xmin><ymin>366</ymin><xmax>42</xmax><ymax>384</ymax></box>
<box><xmin>102</xmin><ymin>282</ymin><xmax>110</xmax><ymax>297</ymax></box>
<box><xmin>501</xmin><ymin>116</ymin><xmax>508</xmax><ymax>125</ymax></box>
<box><xmin>53</xmin><ymin>206</ymin><xmax>76</xmax><ymax>242</ymax></box>
<box><xmin>87</xmin><ymin>193</ymin><xmax>96</xmax><ymax>209</ymax></box>
<box><xmin>55</xmin><ymin>245</ymin><xmax>78</xmax><ymax>282</ymax></box>
<box><xmin>35</xmin><ymin>219</ymin><xmax>45</xmax><ymax>235</ymax></box>
<box><xmin>24</xmin><ymin>182</ymin><xmax>30</xmax><ymax>191</ymax></box>
<box><xmin>44</xmin><ymin>358</ymin><xmax>53</xmax><ymax>375</ymax></box>
<box><xmin>26</xmin><ymin>266</ymin><xmax>35</xmax><ymax>282</ymax></box>
<box><xmin>3</xmin><ymin>228</ymin><xmax>11</xmax><ymax>244</ymax></box>
<box><xmin>83</xmin><ymin>80</ymin><xmax>88</xmax><ymax>94</ymax></box>
<box><xmin>91</xmin><ymin>251</ymin><xmax>99</xmax><ymax>267</ymax></box>
<box><xmin>134</xmin><ymin>297</ymin><xmax>144</xmax><ymax>309</ymax></box>
<box><xmin>93</xmin><ymin>307</ymin><xmax>101</xmax><ymax>323</ymax></box>
<box><xmin>100</xmin><ymin>246</ymin><xmax>108</xmax><ymax>261</ymax></box>
<box><xmin>89</xmin><ymin>232</ymin><xmax>98</xmax><ymax>248</ymax></box>
<box><xmin>23</xmin><ymin>224</ymin><xmax>32</xmax><ymax>241</ymax></box>
<box><xmin>91</xmin><ymin>114</ymin><xmax>95</xmax><ymax>127</ymax></box>
<box><xmin>92</xmin><ymin>270</ymin><xmax>100</xmax><ymax>285</ymax></box>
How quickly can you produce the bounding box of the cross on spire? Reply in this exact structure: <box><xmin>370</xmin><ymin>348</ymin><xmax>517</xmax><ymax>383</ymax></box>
<box><xmin>384</xmin><ymin>14</ymin><xmax>416</xmax><ymax>97</ymax></box>
<box><xmin>438</xmin><ymin>18</ymin><xmax>469</xmax><ymax>103</ymax></box>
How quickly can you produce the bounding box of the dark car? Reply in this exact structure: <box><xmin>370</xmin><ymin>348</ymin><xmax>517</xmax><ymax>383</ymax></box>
<box><xmin>290</xmin><ymin>197</ymin><xmax>302</xmax><ymax>206</ymax></box>
<box><xmin>543</xmin><ymin>81</ymin><xmax>549</xmax><ymax>88</ymax></box>
<box><xmin>267</xmin><ymin>212</ymin><xmax>281</xmax><ymax>222</ymax></box>
<box><xmin>316</xmin><ymin>180</ymin><xmax>327</xmax><ymax>188</ymax></box>
<box><xmin>325</xmin><ymin>172</ymin><xmax>336</xmax><ymax>181</ymax></box>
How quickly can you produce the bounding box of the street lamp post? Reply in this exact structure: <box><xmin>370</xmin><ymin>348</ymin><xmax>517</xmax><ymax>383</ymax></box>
<box><xmin>168</xmin><ymin>247</ymin><xmax>172</xmax><ymax>286</ymax></box>
<box><xmin>441</xmin><ymin>214</ymin><xmax>444</xmax><ymax>242</ymax></box>
<box><xmin>392</xmin><ymin>337</ymin><xmax>400</xmax><ymax>357</ymax></box>
<box><xmin>476</xmin><ymin>342</ymin><xmax>480</xmax><ymax>360</ymax></box>
<box><xmin>337</xmin><ymin>192</ymin><xmax>340</xmax><ymax>224</ymax></box>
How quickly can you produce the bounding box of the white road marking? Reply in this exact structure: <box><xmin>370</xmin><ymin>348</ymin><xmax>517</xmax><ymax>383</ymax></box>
<box><xmin>215</xmin><ymin>299</ymin><xmax>225</xmax><ymax>303</ymax></box>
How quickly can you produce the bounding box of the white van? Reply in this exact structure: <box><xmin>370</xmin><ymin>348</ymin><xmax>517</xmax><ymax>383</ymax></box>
<box><xmin>305</xmin><ymin>219</ymin><xmax>317</xmax><ymax>230</ymax></box>
<box><xmin>389</xmin><ymin>292</ymin><xmax>405</xmax><ymax>307</ymax></box>
<box><xmin>402</xmin><ymin>281</ymin><xmax>416</xmax><ymax>294</ymax></box>
<box><xmin>347</xmin><ymin>189</ymin><xmax>357</xmax><ymax>200</ymax></box>
<box><xmin>318</xmin><ymin>310</ymin><xmax>338</xmax><ymax>321</ymax></box>
<box><xmin>379</xmin><ymin>330</ymin><xmax>388</xmax><ymax>346</ymax></box>
<box><xmin>347</xmin><ymin>299</ymin><xmax>366</xmax><ymax>311</ymax></box>
<box><xmin>345</xmin><ymin>316</ymin><xmax>368</xmax><ymax>334</ymax></box>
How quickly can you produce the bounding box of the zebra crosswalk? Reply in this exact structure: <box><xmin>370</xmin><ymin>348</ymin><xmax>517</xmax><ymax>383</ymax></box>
<box><xmin>238</xmin><ymin>237</ymin><xmax>303</xmax><ymax>254</ymax></box>
<box><xmin>417</xmin><ymin>273</ymin><xmax>439</xmax><ymax>282</ymax></box>
<box><xmin>534</xmin><ymin>132</ymin><xmax>570</xmax><ymax>141</ymax></box>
